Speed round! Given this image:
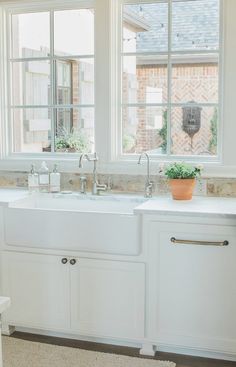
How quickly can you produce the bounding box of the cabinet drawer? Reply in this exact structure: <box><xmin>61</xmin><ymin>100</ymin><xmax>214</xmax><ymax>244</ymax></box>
<box><xmin>149</xmin><ymin>221</ymin><xmax>236</xmax><ymax>248</ymax></box>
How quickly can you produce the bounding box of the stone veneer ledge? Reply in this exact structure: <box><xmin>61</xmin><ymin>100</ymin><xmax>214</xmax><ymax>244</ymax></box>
<box><xmin>1</xmin><ymin>171</ymin><xmax>236</xmax><ymax>197</ymax></box>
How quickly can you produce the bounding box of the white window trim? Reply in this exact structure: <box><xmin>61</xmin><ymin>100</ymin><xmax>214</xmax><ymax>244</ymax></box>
<box><xmin>2</xmin><ymin>0</ymin><xmax>96</xmax><ymax>157</ymax></box>
<box><xmin>0</xmin><ymin>0</ymin><xmax>236</xmax><ymax>178</ymax></box>
<box><xmin>115</xmin><ymin>0</ymin><xmax>223</xmax><ymax>162</ymax></box>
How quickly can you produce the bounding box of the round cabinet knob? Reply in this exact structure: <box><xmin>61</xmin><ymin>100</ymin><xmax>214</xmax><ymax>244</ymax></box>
<box><xmin>70</xmin><ymin>259</ymin><xmax>76</xmax><ymax>265</ymax></box>
<box><xmin>61</xmin><ymin>258</ymin><xmax>68</xmax><ymax>264</ymax></box>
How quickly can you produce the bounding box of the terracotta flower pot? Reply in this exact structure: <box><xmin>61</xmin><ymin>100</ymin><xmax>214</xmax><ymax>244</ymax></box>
<box><xmin>169</xmin><ymin>179</ymin><xmax>196</xmax><ymax>200</ymax></box>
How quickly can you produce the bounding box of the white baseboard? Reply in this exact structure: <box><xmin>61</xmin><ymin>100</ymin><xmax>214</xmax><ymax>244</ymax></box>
<box><xmin>1</xmin><ymin>325</ymin><xmax>15</xmax><ymax>336</ymax></box>
<box><xmin>4</xmin><ymin>326</ymin><xmax>236</xmax><ymax>362</ymax></box>
<box><xmin>155</xmin><ymin>343</ymin><xmax>236</xmax><ymax>362</ymax></box>
<box><xmin>13</xmin><ymin>326</ymin><xmax>141</xmax><ymax>349</ymax></box>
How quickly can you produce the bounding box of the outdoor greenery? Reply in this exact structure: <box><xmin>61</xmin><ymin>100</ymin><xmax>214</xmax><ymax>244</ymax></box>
<box><xmin>158</xmin><ymin>109</ymin><xmax>167</xmax><ymax>153</ymax></box>
<box><xmin>55</xmin><ymin>127</ymin><xmax>91</xmax><ymax>153</ymax></box>
<box><xmin>209</xmin><ymin>108</ymin><xmax>218</xmax><ymax>154</ymax></box>
<box><xmin>161</xmin><ymin>162</ymin><xmax>203</xmax><ymax>179</ymax></box>
<box><xmin>123</xmin><ymin>133</ymin><xmax>136</xmax><ymax>153</ymax></box>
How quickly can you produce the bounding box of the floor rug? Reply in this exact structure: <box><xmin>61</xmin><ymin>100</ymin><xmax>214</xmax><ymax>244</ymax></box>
<box><xmin>2</xmin><ymin>336</ymin><xmax>176</xmax><ymax>367</ymax></box>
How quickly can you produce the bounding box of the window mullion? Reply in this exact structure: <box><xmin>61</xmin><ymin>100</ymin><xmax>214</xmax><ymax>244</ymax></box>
<box><xmin>50</xmin><ymin>9</ymin><xmax>55</xmax><ymax>153</ymax></box>
<box><xmin>6</xmin><ymin>10</ymin><xmax>12</xmax><ymax>156</ymax></box>
<box><xmin>121</xmin><ymin>50</ymin><xmax>219</xmax><ymax>57</ymax></box>
<box><xmin>166</xmin><ymin>0</ymin><xmax>172</xmax><ymax>157</ymax></box>
<box><xmin>217</xmin><ymin>0</ymin><xmax>224</xmax><ymax>162</ymax></box>
<box><xmin>94</xmin><ymin>0</ymin><xmax>111</xmax><ymax>161</ymax></box>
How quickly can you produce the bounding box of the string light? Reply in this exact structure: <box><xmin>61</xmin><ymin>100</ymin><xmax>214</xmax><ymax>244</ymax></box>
<box><xmin>123</xmin><ymin>36</ymin><xmax>137</xmax><ymax>42</ymax></box>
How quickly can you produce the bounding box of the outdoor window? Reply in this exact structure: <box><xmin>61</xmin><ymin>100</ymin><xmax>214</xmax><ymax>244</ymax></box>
<box><xmin>0</xmin><ymin>0</ymin><xmax>224</xmax><ymax>167</ymax></box>
<box><xmin>121</xmin><ymin>0</ymin><xmax>220</xmax><ymax>158</ymax></box>
<box><xmin>9</xmin><ymin>6</ymin><xmax>95</xmax><ymax>154</ymax></box>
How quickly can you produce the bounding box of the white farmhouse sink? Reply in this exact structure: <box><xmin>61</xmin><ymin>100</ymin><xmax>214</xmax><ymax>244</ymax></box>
<box><xmin>5</xmin><ymin>194</ymin><xmax>146</xmax><ymax>255</ymax></box>
<box><xmin>9</xmin><ymin>194</ymin><xmax>144</xmax><ymax>214</ymax></box>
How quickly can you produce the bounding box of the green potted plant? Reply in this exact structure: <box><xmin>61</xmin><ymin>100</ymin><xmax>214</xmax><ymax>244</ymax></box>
<box><xmin>159</xmin><ymin>162</ymin><xmax>203</xmax><ymax>200</ymax></box>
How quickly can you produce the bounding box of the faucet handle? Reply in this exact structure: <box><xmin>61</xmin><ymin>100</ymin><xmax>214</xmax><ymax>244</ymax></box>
<box><xmin>80</xmin><ymin>175</ymin><xmax>87</xmax><ymax>195</ymax></box>
<box><xmin>107</xmin><ymin>177</ymin><xmax>113</xmax><ymax>191</ymax></box>
<box><xmin>145</xmin><ymin>181</ymin><xmax>154</xmax><ymax>198</ymax></box>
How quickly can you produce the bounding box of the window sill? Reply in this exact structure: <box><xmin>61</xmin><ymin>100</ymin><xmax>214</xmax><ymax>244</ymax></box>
<box><xmin>0</xmin><ymin>154</ymin><xmax>235</xmax><ymax>178</ymax></box>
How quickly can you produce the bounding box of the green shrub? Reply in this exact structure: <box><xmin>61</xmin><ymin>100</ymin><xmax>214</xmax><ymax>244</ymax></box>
<box><xmin>55</xmin><ymin>127</ymin><xmax>91</xmax><ymax>153</ymax></box>
<box><xmin>123</xmin><ymin>134</ymin><xmax>136</xmax><ymax>152</ymax></box>
<box><xmin>158</xmin><ymin>110</ymin><xmax>167</xmax><ymax>153</ymax></box>
<box><xmin>209</xmin><ymin>108</ymin><xmax>218</xmax><ymax>154</ymax></box>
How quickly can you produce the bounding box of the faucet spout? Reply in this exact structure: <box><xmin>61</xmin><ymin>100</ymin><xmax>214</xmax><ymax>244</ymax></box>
<box><xmin>138</xmin><ymin>152</ymin><xmax>153</xmax><ymax>198</ymax></box>
<box><xmin>138</xmin><ymin>152</ymin><xmax>150</xmax><ymax>183</ymax></box>
<box><xmin>79</xmin><ymin>152</ymin><xmax>107</xmax><ymax>195</ymax></box>
<box><xmin>79</xmin><ymin>154</ymin><xmax>90</xmax><ymax>168</ymax></box>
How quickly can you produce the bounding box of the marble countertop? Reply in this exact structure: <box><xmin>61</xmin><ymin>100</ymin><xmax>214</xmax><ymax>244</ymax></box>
<box><xmin>134</xmin><ymin>196</ymin><xmax>236</xmax><ymax>218</ymax></box>
<box><xmin>1</xmin><ymin>188</ymin><xmax>236</xmax><ymax>219</ymax></box>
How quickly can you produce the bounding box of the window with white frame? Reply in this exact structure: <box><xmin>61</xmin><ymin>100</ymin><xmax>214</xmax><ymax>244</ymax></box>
<box><xmin>121</xmin><ymin>0</ymin><xmax>221</xmax><ymax>158</ymax></box>
<box><xmin>8</xmin><ymin>4</ymin><xmax>95</xmax><ymax>154</ymax></box>
<box><xmin>0</xmin><ymin>0</ymin><xmax>223</xmax><ymax>164</ymax></box>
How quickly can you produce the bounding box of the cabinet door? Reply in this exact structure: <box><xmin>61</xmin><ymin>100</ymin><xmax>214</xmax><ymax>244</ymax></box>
<box><xmin>147</xmin><ymin>221</ymin><xmax>236</xmax><ymax>353</ymax></box>
<box><xmin>3</xmin><ymin>252</ymin><xmax>70</xmax><ymax>331</ymax></box>
<box><xmin>70</xmin><ymin>258</ymin><xmax>145</xmax><ymax>340</ymax></box>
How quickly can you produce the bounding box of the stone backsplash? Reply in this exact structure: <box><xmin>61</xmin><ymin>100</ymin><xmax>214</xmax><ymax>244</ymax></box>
<box><xmin>0</xmin><ymin>171</ymin><xmax>236</xmax><ymax>197</ymax></box>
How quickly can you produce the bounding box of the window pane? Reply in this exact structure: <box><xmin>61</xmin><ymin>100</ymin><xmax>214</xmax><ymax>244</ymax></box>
<box><xmin>55</xmin><ymin>108</ymin><xmax>94</xmax><ymax>153</ymax></box>
<box><xmin>54</xmin><ymin>9</ymin><xmax>94</xmax><ymax>56</ymax></box>
<box><xmin>12</xmin><ymin>108</ymin><xmax>51</xmax><ymax>153</ymax></box>
<box><xmin>171</xmin><ymin>106</ymin><xmax>218</xmax><ymax>156</ymax></box>
<box><xmin>12</xmin><ymin>61</ymin><xmax>50</xmax><ymax>106</ymax></box>
<box><xmin>11</xmin><ymin>12</ymin><xmax>50</xmax><ymax>58</ymax></box>
<box><xmin>122</xmin><ymin>106</ymin><xmax>167</xmax><ymax>154</ymax></box>
<box><xmin>171</xmin><ymin>58</ymin><xmax>218</xmax><ymax>104</ymax></box>
<box><xmin>172</xmin><ymin>0</ymin><xmax>219</xmax><ymax>51</ymax></box>
<box><xmin>56</xmin><ymin>59</ymin><xmax>94</xmax><ymax>105</ymax></box>
<box><xmin>123</xmin><ymin>2</ymin><xmax>168</xmax><ymax>53</ymax></box>
<box><xmin>123</xmin><ymin>56</ymin><xmax>168</xmax><ymax>104</ymax></box>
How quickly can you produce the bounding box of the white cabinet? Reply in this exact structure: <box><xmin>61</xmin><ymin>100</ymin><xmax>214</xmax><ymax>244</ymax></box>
<box><xmin>70</xmin><ymin>258</ymin><xmax>145</xmax><ymax>339</ymax></box>
<box><xmin>2</xmin><ymin>252</ymin><xmax>145</xmax><ymax>341</ymax></box>
<box><xmin>146</xmin><ymin>219</ymin><xmax>236</xmax><ymax>355</ymax></box>
<box><xmin>2</xmin><ymin>252</ymin><xmax>70</xmax><ymax>331</ymax></box>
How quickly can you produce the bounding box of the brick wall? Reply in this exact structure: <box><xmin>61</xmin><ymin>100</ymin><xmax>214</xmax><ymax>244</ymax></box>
<box><xmin>123</xmin><ymin>62</ymin><xmax>218</xmax><ymax>155</ymax></box>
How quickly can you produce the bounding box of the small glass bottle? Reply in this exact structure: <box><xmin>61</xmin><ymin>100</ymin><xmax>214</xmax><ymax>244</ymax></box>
<box><xmin>50</xmin><ymin>164</ymin><xmax>61</xmax><ymax>193</ymax></box>
<box><xmin>28</xmin><ymin>164</ymin><xmax>39</xmax><ymax>193</ymax></box>
<box><xmin>38</xmin><ymin>161</ymin><xmax>49</xmax><ymax>193</ymax></box>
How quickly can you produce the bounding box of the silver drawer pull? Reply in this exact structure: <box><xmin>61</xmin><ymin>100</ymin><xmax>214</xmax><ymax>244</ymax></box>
<box><xmin>170</xmin><ymin>237</ymin><xmax>229</xmax><ymax>247</ymax></box>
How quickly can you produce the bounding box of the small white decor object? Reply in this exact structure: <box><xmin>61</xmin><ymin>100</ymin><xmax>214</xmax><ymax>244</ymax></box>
<box><xmin>38</xmin><ymin>161</ymin><xmax>49</xmax><ymax>193</ymax></box>
<box><xmin>28</xmin><ymin>164</ymin><xmax>39</xmax><ymax>193</ymax></box>
<box><xmin>50</xmin><ymin>164</ymin><xmax>61</xmax><ymax>193</ymax></box>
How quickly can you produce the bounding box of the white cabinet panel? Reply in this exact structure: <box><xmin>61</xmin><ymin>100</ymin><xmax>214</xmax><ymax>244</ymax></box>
<box><xmin>70</xmin><ymin>258</ymin><xmax>145</xmax><ymax>340</ymax></box>
<box><xmin>2</xmin><ymin>252</ymin><xmax>145</xmax><ymax>342</ymax></box>
<box><xmin>3</xmin><ymin>252</ymin><xmax>70</xmax><ymax>330</ymax></box>
<box><xmin>147</xmin><ymin>221</ymin><xmax>236</xmax><ymax>353</ymax></box>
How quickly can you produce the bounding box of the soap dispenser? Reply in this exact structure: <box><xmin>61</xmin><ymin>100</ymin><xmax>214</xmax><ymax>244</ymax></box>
<box><xmin>50</xmin><ymin>164</ymin><xmax>61</xmax><ymax>193</ymax></box>
<box><xmin>38</xmin><ymin>161</ymin><xmax>49</xmax><ymax>192</ymax></box>
<box><xmin>28</xmin><ymin>164</ymin><xmax>39</xmax><ymax>193</ymax></box>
